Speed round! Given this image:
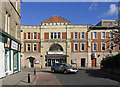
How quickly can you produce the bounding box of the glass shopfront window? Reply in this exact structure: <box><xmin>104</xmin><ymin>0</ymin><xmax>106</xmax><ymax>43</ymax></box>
<box><xmin>13</xmin><ymin>51</ymin><xmax>18</xmax><ymax>70</ymax></box>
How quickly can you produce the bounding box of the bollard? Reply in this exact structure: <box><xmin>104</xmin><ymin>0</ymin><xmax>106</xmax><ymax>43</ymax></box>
<box><xmin>34</xmin><ymin>69</ymin><xmax>36</xmax><ymax>75</ymax></box>
<box><xmin>28</xmin><ymin>74</ymin><xmax>30</xmax><ymax>83</ymax></box>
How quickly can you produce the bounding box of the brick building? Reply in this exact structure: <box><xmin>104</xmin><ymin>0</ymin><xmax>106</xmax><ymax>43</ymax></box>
<box><xmin>21</xmin><ymin>15</ymin><xmax>119</xmax><ymax>69</ymax></box>
<box><xmin>0</xmin><ymin>0</ymin><xmax>21</xmax><ymax>78</ymax></box>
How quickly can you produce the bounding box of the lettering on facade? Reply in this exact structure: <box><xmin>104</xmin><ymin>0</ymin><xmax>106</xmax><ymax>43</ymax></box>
<box><xmin>11</xmin><ymin>40</ymin><xmax>18</xmax><ymax>51</ymax></box>
<box><xmin>48</xmin><ymin>51</ymin><xmax>63</xmax><ymax>55</ymax></box>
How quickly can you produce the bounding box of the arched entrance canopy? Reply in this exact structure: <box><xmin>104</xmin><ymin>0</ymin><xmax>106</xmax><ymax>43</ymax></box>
<box><xmin>49</xmin><ymin>44</ymin><xmax>63</xmax><ymax>51</ymax></box>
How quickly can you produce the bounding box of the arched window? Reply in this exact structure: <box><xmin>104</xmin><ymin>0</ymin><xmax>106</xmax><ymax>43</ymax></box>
<box><xmin>49</xmin><ymin>44</ymin><xmax>63</xmax><ymax>51</ymax></box>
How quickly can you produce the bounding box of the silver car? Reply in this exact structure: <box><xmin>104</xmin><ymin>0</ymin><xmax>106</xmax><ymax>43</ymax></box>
<box><xmin>51</xmin><ymin>63</ymin><xmax>78</xmax><ymax>74</ymax></box>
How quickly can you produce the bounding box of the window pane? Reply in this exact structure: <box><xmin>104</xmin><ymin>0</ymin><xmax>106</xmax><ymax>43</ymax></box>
<box><xmin>34</xmin><ymin>44</ymin><xmax>37</xmax><ymax>51</ymax></box>
<box><xmin>93</xmin><ymin>32</ymin><xmax>97</xmax><ymax>39</ymax></box>
<box><xmin>58</xmin><ymin>32</ymin><xmax>60</xmax><ymax>39</ymax></box>
<box><xmin>110</xmin><ymin>32</ymin><xmax>113</xmax><ymax>38</ymax></box>
<box><xmin>34</xmin><ymin>32</ymin><xmax>37</xmax><ymax>39</ymax></box>
<box><xmin>82</xmin><ymin>32</ymin><xmax>84</xmax><ymax>39</ymax></box>
<box><xmin>51</xmin><ymin>33</ymin><xmax>53</xmax><ymax>39</ymax></box>
<box><xmin>54</xmin><ymin>33</ymin><xmax>57</xmax><ymax>39</ymax></box>
<box><xmin>102</xmin><ymin>43</ymin><xmax>105</xmax><ymax>50</ymax></box>
<box><xmin>75</xmin><ymin>44</ymin><xmax>78</xmax><ymax>51</ymax></box>
<box><xmin>28</xmin><ymin>33</ymin><xmax>30</xmax><ymax>39</ymax></box>
<box><xmin>102</xmin><ymin>32</ymin><xmax>105</xmax><ymax>38</ymax></box>
<box><xmin>75</xmin><ymin>32</ymin><xmax>77</xmax><ymax>39</ymax></box>
<box><xmin>81</xmin><ymin>44</ymin><xmax>85</xmax><ymax>51</ymax></box>
<box><xmin>28</xmin><ymin>44</ymin><xmax>30</xmax><ymax>51</ymax></box>
<box><xmin>110</xmin><ymin>43</ymin><xmax>114</xmax><ymax>50</ymax></box>
<box><xmin>94</xmin><ymin>43</ymin><xmax>97</xmax><ymax>51</ymax></box>
<box><xmin>119</xmin><ymin>43</ymin><xmax>120</xmax><ymax>51</ymax></box>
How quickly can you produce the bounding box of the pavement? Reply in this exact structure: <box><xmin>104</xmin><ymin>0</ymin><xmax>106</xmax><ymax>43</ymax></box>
<box><xmin>1</xmin><ymin>68</ymin><xmax>60</xmax><ymax>86</ymax></box>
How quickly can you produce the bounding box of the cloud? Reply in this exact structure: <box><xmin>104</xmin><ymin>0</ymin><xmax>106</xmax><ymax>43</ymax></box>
<box><xmin>102</xmin><ymin>4</ymin><xmax>118</xmax><ymax>17</ymax></box>
<box><xmin>89</xmin><ymin>3</ymin><xmax>98</xmax><ymax>11</ymax></box>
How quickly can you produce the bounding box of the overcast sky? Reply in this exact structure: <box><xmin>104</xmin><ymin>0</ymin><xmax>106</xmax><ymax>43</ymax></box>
<box><xmin>21</xmin><ymin>2</ymin><xmax>118</xmax><ymax>25</ymax></box>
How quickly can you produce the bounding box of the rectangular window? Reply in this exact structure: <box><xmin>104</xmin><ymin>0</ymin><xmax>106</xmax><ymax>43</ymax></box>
<box><xmin>102</xmin><ymin>43</ymin><xmax>105</xmax><ymax>51</ymax></box>
<box><xmin>33</xmin><ymin>44</ymin><xmax>37</xmax><ymax>51</ymax></box>
<box><xmin>110</xmin><ymin>32</ymin><xmax>113</xmax><ymax>39</ymax></box>
<box><xmin>28</xmin><ymin>32</ymin><xmax>30</xmax><ymax>39</ymax></box>
<box><xmin>51</xmin><ymin>32</ymin><xmax>61</xmax><ymax>39</ymax></box>
<box><xmin>110</xmin><ymin>43</ymin><xmax>114</xmax><ymax>50</ymax></box>
<box><xmin>118</xmin><ymin>43</ymin><xmax>120</xmax><ymax>51</ymax></box>
<box><xmin>74</xmin><ymin>32</ymin><xmax>78</xmax><ymax>39</ymax></box>
<box><xmin>81</xmin><ymin>32</ymin><xmax>85</xmax><ymax>39</ymax></box>
<box><xmin>81</xmin><ymin>43</ymin><xmax>85</xmax><ymax>51</ymax></box>
<box><xmin>74</xmin><ymin>44</ymin><xmax>78</xmax><ymax>51</ymax></box>
<box><xmin>101</xmin><ymin>32</ymin><xmax>105</xmax><ymax>39</ymax></box>
<box><xmin>51</xmin><ymin>32</ymin><xmax>53</xmax><ymax>39</ymax></box>
<box><xmin>34</xmin><ymin>32</ymin><xmax>37</xmax><ymax>39</ymax></box>
<box><xmin>93</xmin><ymin>32</ymin><xmax>97</xmax><ymax>39</ymax></box>
<box><xmin>93</xmin><ymin>43</ymin><xmax>97</xmax><ymax>51</ymax></box>
<box><xmin>27</xmin><ymin>44</ymin><xmax>30</xmax><ymax>51</ymax></box>
<box><xmin>54</xmin><ymin>32</ymin><xmax>57</xmax><ymax>39</ymax></box>
<box><xmin>58</xmin><ymin>32</ymin><xmax>60</xmax><ymax>39</ymax></box>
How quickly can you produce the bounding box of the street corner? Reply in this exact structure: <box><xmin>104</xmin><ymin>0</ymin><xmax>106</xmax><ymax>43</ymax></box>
<box><xmin>30</xmin><ymin>73</ymin><xmax>60</xmax><ymax>86</ymax></box>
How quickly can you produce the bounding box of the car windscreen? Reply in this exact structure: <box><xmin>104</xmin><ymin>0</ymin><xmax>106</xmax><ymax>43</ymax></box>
<box><xmin>63</xmin><ymin>64</ymin><xmax>71</xmax><ymax>67</ymax></box>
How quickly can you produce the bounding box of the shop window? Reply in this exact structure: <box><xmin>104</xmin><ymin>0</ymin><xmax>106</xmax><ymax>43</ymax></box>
<box><xmin>13</xmin><ymin>51</ymin><xmax>17</xmax><ymax>70</ymax></box>
<box><xmin>34</xmin><ymin>32</ymin><xmax>37</xmax><ymax>39</ymax></box>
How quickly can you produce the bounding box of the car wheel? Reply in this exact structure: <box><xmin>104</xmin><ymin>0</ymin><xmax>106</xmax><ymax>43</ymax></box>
<box><xmin>51</xmin><ymin>69</ymin><xmax>55</xmax><ymax>73</ymax></box>
<box><xmin>63</xmin><ymin>70</ymin><xmax>67</xmax><ymax>74</ymax></box>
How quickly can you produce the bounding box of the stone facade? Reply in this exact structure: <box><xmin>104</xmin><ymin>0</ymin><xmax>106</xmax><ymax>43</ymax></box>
<box><xmin>0</xmin><ymin>0</ymin><xmax>21</xmax><ymax>78</ymax></box>
<box><xmin>21</xmin><ymin>15</ymin><xmax>119</xmax><ymax>69</ymax></box>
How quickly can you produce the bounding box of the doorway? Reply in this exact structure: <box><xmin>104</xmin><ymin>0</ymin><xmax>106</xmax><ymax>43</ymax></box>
<box><xmin>81</xmin><ymin>58</ymin><xmax>85</xmax><ymax>67</ymax></box>
<box><xmin>29</xmin><ymin>57</ymin><xmax>35</xmax><ymax>68</ymax></box>
<box><xmin>92</xmin><ymin>58</ymin><xmax>96</xmax><ymax>67</ymax></box>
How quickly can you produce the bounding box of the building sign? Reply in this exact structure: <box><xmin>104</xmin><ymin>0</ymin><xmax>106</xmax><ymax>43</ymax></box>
<box><xmin>11</xmin><ymin>40</ymin><xmax>18</xmax><ymax>51</ymax></box>
<box><xmin>71</xmin><ymin>59</ymin><xmax>77</xmax><ymax>64</ymax></box>
<box><xmin>48</xmin><ymin>51</ymin><xmax>63</xmax><ymax>55</ymax></box>
<box><xmin>34</xmin><ymin>60</ymin><xmax>39</xmax><ymax>64</ymax></box>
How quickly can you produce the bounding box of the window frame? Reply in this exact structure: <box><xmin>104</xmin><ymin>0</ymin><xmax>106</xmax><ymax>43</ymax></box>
<box><xmin>33</xmin><ymin>32</ymin><xmax>37</xmax><ymax>39</ymax></box>
<box><xmin>33</xmin><ymin>43</ymin><xmax>37</xmax><ymax>52</ymax></box>
<box><xmin>81</xmin><ymin>43</ymin><xmax>85</xmax><ymax>51</ymax></box>
<box><xmin>101</xmin><ymin>32</ymin><xmax>106</xmax><ymax>39</ymax></box>
<box><xmin>27</xmin><ymin>32</ymin><xmax>31</xmax><ymax>39</ymax></box>
<box><xmin>74</xmin><ymin>32</ymin><xmax>78</xmax><ymax>39</ymax></box>
<box><xmin>93</xmin><ymin>43</ymin><xmax>97</xmax><ymax>51</ymax></box>
<box><xmin>27</xmin><ymin>44</ymin><xmax>31</xmax><ymax>52</ymax></box>
<box><xmin>81</xmin><ymin>32</ymin><xmax>85</xmax><ymax>39</ymax></box>
<box><xmin>93</xmin><ymin>32</ymin><xmax>97</xmax><ymax>39</ymax></box>
<box><xmin>74</xmin><ymin>43</ymin><xmax>78</xmax><ymax>52</ymax></box>
<box><xmin>101</xmin><ymin>43</ymin><xmax>106</xmax><ymax>51</ymax></box>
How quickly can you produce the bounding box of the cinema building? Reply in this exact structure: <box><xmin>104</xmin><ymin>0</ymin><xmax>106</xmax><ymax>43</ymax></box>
<box><xmin>21</xmin><ymin>15</ymin><xmax>119</xmax><ymax>69</ymax></box>
<box><xmin>0</xmin><ymin>0</ymin><xmax>21</xmax><ymax>78</ymax></box>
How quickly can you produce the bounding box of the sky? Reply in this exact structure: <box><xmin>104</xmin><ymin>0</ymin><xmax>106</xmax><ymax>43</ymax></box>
<box><xmin>21</xmin><ymin>2</ymin><xmax>118</xmax><ymax>25</ymax></box>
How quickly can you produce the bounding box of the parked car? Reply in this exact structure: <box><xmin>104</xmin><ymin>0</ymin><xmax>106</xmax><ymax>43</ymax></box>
<box><xmin>51</xmin><ymin>63</ymin><xmax>78</xmax><ymax>74</ymax></box>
